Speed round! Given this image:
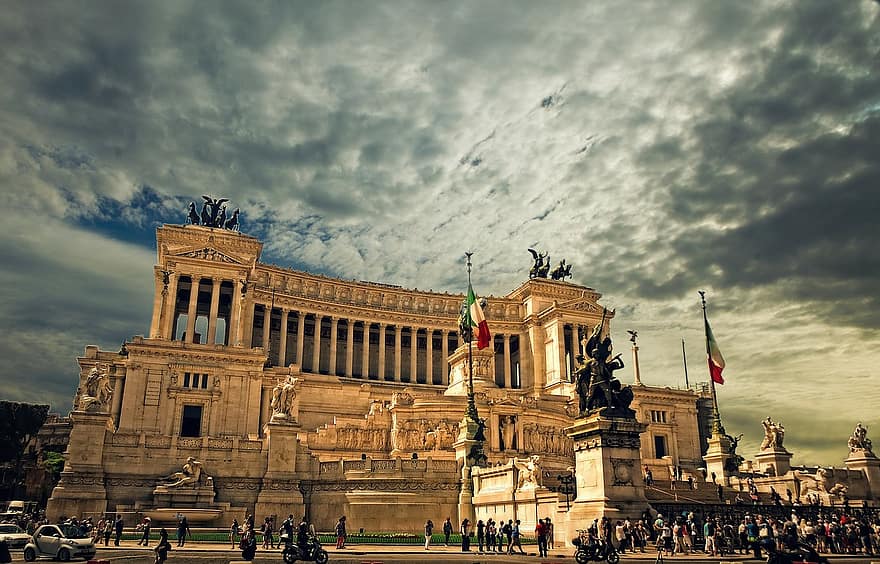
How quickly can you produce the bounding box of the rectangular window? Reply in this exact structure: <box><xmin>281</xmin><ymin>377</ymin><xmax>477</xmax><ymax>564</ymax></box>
<box><xmin>650</xmin><ymin>410</ymin><xmax>668</xmax><ymax>423</ymax></box>
<box><xmin>654</xmin><ymin>435</ymin><xmax>668</xmax><ymax>458</ymax></box>
<box><xmin>180</xmin><ymin>405</ymin><xmax>203</xmax><ymax>437</ymax></box>
<box><xmin>201</xmin><ymin>374</ymin><xmax>208</xmax><ymax>389</ymax></box>
<box><xmin>183</xmin><ymin>372</ymin><xmax>190</xmax><ymax>387</ymax></box>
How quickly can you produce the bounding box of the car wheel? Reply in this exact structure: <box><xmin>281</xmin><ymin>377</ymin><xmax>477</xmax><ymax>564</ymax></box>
<box><xmin>24</xmin><ymin>547</ymin><xmax>37</xmax><ymax>561</ymax></box>
<box><xmin>58</xmin><ymin>547</ymin><xmax>71</xmax><ymax>561</ymax></box>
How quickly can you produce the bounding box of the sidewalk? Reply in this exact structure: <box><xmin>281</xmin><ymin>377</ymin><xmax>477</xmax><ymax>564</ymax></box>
<box><xmin>95</xmin><ymin>540</ymin><xmax>765</xmax><ymax>560</ymax></box>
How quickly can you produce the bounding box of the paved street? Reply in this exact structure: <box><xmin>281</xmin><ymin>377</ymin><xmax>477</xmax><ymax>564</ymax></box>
<box><xmin>5</xmin><ymin>541</ymin><xmax>878</xmax><ymax>564</ymax></box>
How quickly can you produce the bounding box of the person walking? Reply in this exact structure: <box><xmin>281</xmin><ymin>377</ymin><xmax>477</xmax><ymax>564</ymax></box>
<box><xmin>176</xmin><ymin>516</ymin><xmax>191</xmax><ymax>547</ymax></box>
<box><xmin>230</xmin><ymin>518</ymin><xmax>240</xmax><ymax>549</ymax></box>
<box><xmin>154</xmin><ymin>528</ymin><xmax>171</xmax><ymax>564</ymax></box>
<box><xmin>460</xmin><ymin>518</ymin><xmax>471</xmax><ymax>552</ymax></box>
<box><xmin>443</xmin><ymin>517</ymin><xmax>453</xmax><ymax>547</ymax></box>
<box><xmin>477</xmin><ymin>519</ymin><xmax>485</xmax><ymax>553</ymax></box>
<box><xmin>335</xmin><ymin>516</ymin><xmax>347</xmax><ymax>549</ymax></box>
<box><xmin>486</xmin><ymin>519</ymin><xmax>496</xmax><ymax>552</ymax></box>
<box><xmin>261</xmin><ymin>517</ymin><xmax>274</xmax><ymax>550</ymax></box>
<box><xmin>424</xmin><ymin>519</ymin><xmax>434</xmax><ymax>550</ymax></box>
<box><xmin>503</xmin><ymin>519</ymin><xmax>514</xmax><ymax>553</ymax></box>
<box><xmin>114</xmin><ymin>515</ymin><xmax>124</xmax><ymax>546</ymax></box>
<box><xmin>510</xmin><ymin>519</ymin><xmax>525</xmax><ymax>555</ymax></box>
<box><xmin>545</xmin><ymin>517</ymin><xmax>554</xmax><ymax>552</ymax></box>
<box><xmin>138</xmin><ymin>517</ymin><xmax>152</xmax><ymax>547</ymax></box>
<box><xmin>536</xmin><ymin>518</ymin><xmax>548</xmax><ymax>557</ymax></box>
<box><xmin>102</xmin><ymin>518</ymin><xmax>113</xmax><ymax>546</ymax></box>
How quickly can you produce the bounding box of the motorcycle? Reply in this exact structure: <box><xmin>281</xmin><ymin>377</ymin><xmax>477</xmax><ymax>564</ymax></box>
<box><xmin>279</xmin><ymin>532</ymin><xmax>329</xmax><ymax>564</ymax></box>
<box><xmin>573</xmin><ymin>537</ymin><xmax>621</xmax><ymax>564</ymax></box>
<box><xmin>766</xmin><ymin>542</ymin><xmax>830</xmax><ymax>564</ymax></box>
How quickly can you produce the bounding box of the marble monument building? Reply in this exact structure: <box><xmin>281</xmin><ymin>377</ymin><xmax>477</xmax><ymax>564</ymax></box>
<box><xmin>47</xmin><ymin>211</ymin><xmax>708</xmax><ymax>532</ymax></box>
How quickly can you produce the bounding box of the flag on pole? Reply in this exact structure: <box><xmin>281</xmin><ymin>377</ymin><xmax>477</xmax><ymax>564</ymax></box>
<box><xmin>705</xmin><ymin>318</ymin><xmax>725</xmax><ymax>385</ymax></box>
<box><xmin>466</xmin><ymin>283</ymin><xmax>491</xmax><ymax>350</ymax></box>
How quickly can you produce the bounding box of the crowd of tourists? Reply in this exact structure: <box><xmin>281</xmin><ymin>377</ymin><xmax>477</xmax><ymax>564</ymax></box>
<box><xmin>598</xmin><ymin>507</ymin><xmax>880</xmax><ymax>558</ymax></box>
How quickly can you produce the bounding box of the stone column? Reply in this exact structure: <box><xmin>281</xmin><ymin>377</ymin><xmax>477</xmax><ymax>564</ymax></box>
<box><xmin>503</xmin><ymin>334</ymin><xmax>512</xmax><ymax>388</ymax></box>
<box><xmin>394</xmin><ymin>326</ymin><xmax>402</xmax><ymax>382</ymax></box>
<box><xmin>278</xmin><ymin>309</ymin><xmax>289</xmax><ymax>366</ymax></box>
<box><xmin>441</xmin><ymin>329</ymin><xmax>450</xmax><ymax>385</ymax></box>
<box><xmin>161</xmin><ymin>272</ymin><xmax>179</xmax><ymax>340</ymax></box>
<box><xmin>261</xmin><ymin>304</ymin><xmax>271</xmax><ymax>352</ymax></box>
<box><xmin>206</xmin><ymin>277</ymin><xmax>222</xmax><ymax>345</ymax></box>
<box><xmin>632</xmin><ymin>344</ymin><xmax>642</xmax><ymax>385</ymax></box>
<box><xmin>312</xmin><ymin>315</ymin><xmax>323</xmax><ymax>372</ymax></box>
<box><xmin>845</xmin><ymin>449</ymin><xmax>880</xmax><ymax>501</ymax></box>
<box><xmin>568</xmin><ymin>325</ymin><xmax>578</xmax><ymax>381</ymax></box>
<box><xmin>527</xmin><ymin>325</ymin><xmax>545</xmax><ymax>392</ymax></box>
<box><xmin>425</xmin><ymin>328</ymin><xmax>434</xmax><ymax>384</ymax></box>
<box><xmin>345</xmin><ymin>320</ymin><xmax>355</xmax><ymax>377</ymax></box>
<box><xmin>409</xmin><ymin>327</ymin><xmax>418</xmax><ymax>383</ymax></box>
<box><xmin>149</xmin><ymin>269</ymin><xmax>164</xmax><ymax>339</ymax></box>
<box><xmin>243</xmin><ymin>296</ymin><xmax>256</xmax><ymax>348</ymax></box>
<box><xmin>184</xmin><ymin>277</ymin><xmax>199</xmax><ymax>343</ymax></box>
<box><xmin>361</xmin><ymin>322</ymin><xmax>371</xmax><ymax>378</ymax></box>
<box><xmin>295</xmin><ymin>313</ymin><xmax>305</xmax><ymax>366</ymax></box>
<box><xmin>378</xmin><ymin>323</ymin><xmax>387</xmax><ymax>380</ymax></box>
<box><xmin>229</xmin><ymin>279</ymin><xmax>242</xmax><ymax>346</ymax></box>
<box><xmin>328</xmin><ymin>317</ymin><xmax>339</xmax><ymax>375</ymax></box>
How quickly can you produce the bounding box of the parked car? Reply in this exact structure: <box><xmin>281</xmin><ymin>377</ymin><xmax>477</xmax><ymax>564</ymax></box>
<box><xmin>0</xmin><ymin>523</ymin><xmax>30</xmax><ymax>549</ymax></box>
<box><xmin>23</xmin><ymin>524</ymin><xmax>96</xmax><ymax>562</ymax></box>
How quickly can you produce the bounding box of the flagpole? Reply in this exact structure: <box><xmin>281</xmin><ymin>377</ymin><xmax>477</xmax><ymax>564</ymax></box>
<box><xmin>681</xmin><ymin>338</ymin><xmax>689</xmax><ymax>389</ymax></box>
<box><xmin>699</xmin><ymin>290</ymin><xmax>724</xmax><ymax>435</ymax></box>
<box><xmin>465</xmin><ymin>252</ymin><xmax>478</xmax><ymax>422</ymax></box>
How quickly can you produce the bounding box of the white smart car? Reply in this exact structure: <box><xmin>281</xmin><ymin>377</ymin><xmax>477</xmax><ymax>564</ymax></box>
<box><xmin>23</xmin><ymin>524</ymin><xmax>96</xmax><ymax>562</ymax></box>
<box><xmin>0</xmin><ymin>522</ymin><xmax>30</xmax><ymax>549</ymax></box>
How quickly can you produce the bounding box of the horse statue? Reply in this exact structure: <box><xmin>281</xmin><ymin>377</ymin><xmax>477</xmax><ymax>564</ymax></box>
<box><xmin>550</xmin><ymin>259</ymin><xmax>572</xmax><ymax>280</ymax></box>
<box><xmin>187</xmin><ymin>202</ymin><xmax>200</xmax><ymax>225</ymax></box>
<box><xmin>225</xmin><ymin>208</ymin><xmax>240</xmax><ymax>231</ymax></box>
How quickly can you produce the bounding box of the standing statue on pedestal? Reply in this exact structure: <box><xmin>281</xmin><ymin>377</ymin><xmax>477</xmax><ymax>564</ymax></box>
<box><xmin>848</xmin><ymin>423</ymin><xmax>874</xmax><ymax>454</ymax></box>
<box><xmin>574</xmin><ymin>308</ymin><xmax>635</xmax><ymax>418</ymax></box>
<box><xmin>270</xmin><ymin>376</ymin><xmax>299</xmax><ymax>421</ymax></box>
<box><xmin>760</xmin><ymin>417</ymin><xmax>786</xmax><ymax>450</ymax></box>
<box><xmin>78</xmin><ymin>365</ymin><xmax>114</xmax><ymax>412</ymax></box>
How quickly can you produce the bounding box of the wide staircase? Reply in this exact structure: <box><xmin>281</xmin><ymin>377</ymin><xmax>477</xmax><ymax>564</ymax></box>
<box><xmin>646</xmin><ymin>479</ymin><xmax>775</xmax><ymax>505</ymax></box>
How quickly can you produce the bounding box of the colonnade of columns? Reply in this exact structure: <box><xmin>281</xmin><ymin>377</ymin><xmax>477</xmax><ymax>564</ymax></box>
<box><xmin>163</xmin><ymin>275</ymin><xmax>241</xmax><ymax>345</ymax></box>
<box><xmin>250</xmin><ymin>304</ymin><xmax>521</xmax><ymax>388</ymax></box>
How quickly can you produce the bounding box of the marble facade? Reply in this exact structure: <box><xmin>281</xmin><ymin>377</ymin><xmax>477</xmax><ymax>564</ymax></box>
<box><xmin>48</xmin><ymin>222</ymin><xmax>708</xmax><ymax>532</ymax></box>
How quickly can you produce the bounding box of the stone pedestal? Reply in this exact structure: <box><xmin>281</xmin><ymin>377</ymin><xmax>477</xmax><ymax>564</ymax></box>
<box><xmin>755</xmin><ymin>448</ymin><xmax>792</xmax><ymax>477</ymax></box>
<box><xmin>563</xmin><ymin>413</ymin><xmax>648</xmax><ymax>544</ymax></box>
<box><xmin>255</xmin><ymin>420</ymin><xmax>304</xmax><ymax>520</ymax></box>
<box><xmin>445</xmin><ymin>345</ymin><xmax>496</xmax><ymax>396</ymax></box>
<box><xmin>704</xmin><ymin>432</ymin><xmax>734</xmax><ymax>483</ymax></box>
<box><xmin>845</xmin><ymin>450</ymin><xmax>880</xmax><ymax>501</ymax></box>
<box><xmin>46</xmin><ymin>411</ymin><xmax>113</xmax><ymax>521</ymax></box>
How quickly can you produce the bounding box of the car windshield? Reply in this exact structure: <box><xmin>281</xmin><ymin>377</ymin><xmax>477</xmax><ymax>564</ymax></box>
<box><xmin>0</xmin><ymin>524</ymin><xmax>24</xmax><ymax>533</ymax></box>
<box><xmin>58</xmin><ymin>524</ymin><xmax>87</xmax><ymax>538</ymax></box>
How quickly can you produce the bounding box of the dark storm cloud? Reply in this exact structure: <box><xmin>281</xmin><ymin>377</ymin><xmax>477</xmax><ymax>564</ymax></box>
<box><xmin>618</xmin><ymin>1</ymin><xmax>880</xmax><ymax>329</ymax></box>
<box><xmin>0</xmin><ymin>0</ymin><xmax>878</xmax><ymax>464</ymax></box>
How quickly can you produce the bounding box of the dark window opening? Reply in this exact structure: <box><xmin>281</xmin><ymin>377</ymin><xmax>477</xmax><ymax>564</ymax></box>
<box><xmin>181</xmin><ymin>405</ymin><xmax>203</xmax><ymax>437</ymax></box>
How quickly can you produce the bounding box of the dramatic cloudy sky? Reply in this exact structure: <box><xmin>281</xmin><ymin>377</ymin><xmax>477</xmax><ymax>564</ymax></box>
<box><xmin>1</xmin><ymin>1</ymin><xmax>878</xmax><ymax>466</ymax></box>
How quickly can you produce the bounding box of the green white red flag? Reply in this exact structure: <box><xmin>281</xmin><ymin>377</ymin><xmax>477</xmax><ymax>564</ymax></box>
<box><xmin>705</xmin><ymin>318</ymin><xmax>725</xmax><ymax>385</ymax></box>
<box><xmin>466</xmin><ymin>283</ymin><xmax>491</xmax><ymax>350</ymax></box>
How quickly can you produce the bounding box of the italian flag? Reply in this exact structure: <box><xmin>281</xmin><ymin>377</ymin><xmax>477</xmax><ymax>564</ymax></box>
<box><xmin>705</xmin><ymin>318</ymin><xmax>725</xmax><ymax>385</ymax></box>
<box><xmin>467</xmin><ymin>284</ymin><xmax>491</xmax><ymax>350</ymax></box>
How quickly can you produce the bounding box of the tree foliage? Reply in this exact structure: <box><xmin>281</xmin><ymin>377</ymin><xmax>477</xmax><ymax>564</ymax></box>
<box><xmin>0</xmin><ymin>401</ymin><xmax>50</xmax><ymax>464</ymax></box>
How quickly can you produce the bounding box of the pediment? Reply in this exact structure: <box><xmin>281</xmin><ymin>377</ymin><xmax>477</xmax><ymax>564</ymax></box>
<box><xmin>561</xmin><ymin>298</ymin><xmax>601</xmax><ymax>313</ymax></box>
<box><xmin>173</xmin><ymin>246</ymin><xmax>243</xmax><ymax>264</ymax></box>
